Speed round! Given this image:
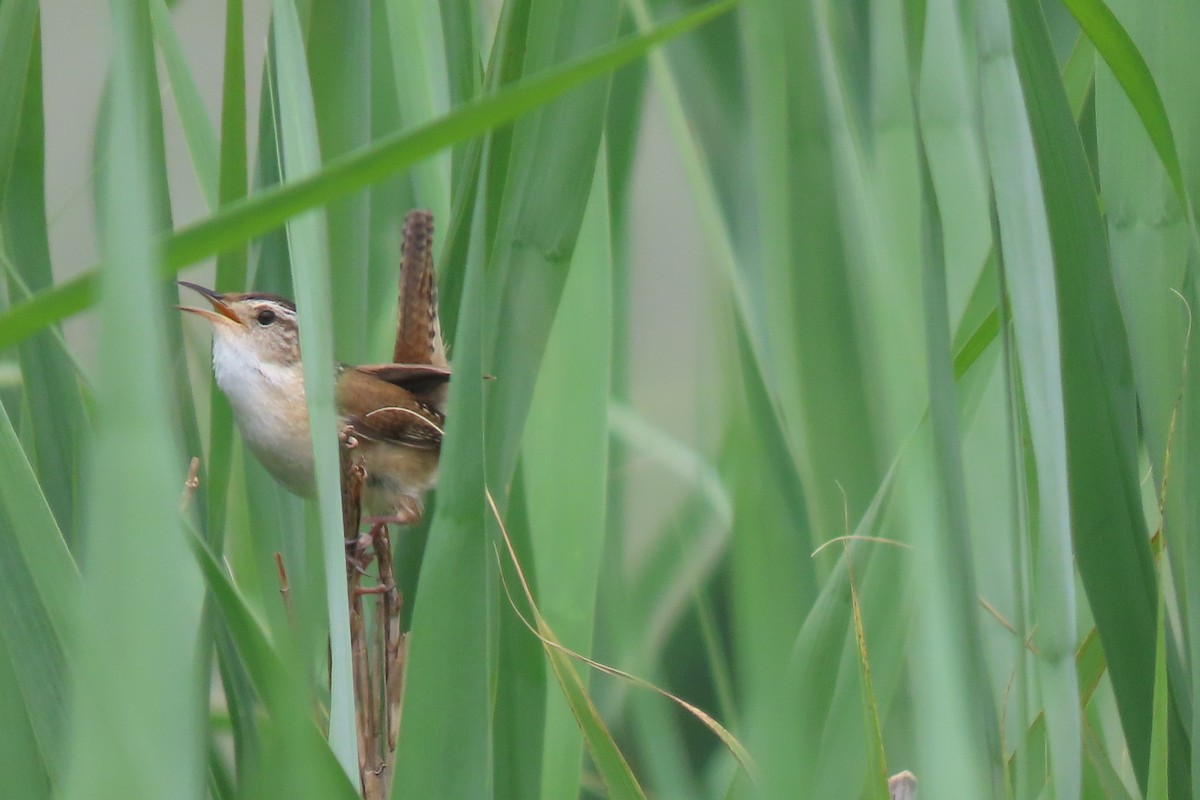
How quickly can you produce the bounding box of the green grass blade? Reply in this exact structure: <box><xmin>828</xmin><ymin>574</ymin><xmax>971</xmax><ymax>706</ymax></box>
<box><xmin>149</xmin><ymin>0</ymin><xmax>219</xmax><ymax>209</ymax></box>
<box><xmin>1059</xmin><ymin>0</ymin><xmax>1187</xmax><ymax>210</ymax></box>
<box><xmin>0</xmin><ymin>385</ymin><xmax>79</xmax><ymax>630</ymax></box>
<box><xmin>390</xmin><ymin>184</ymin><xmax>491</xmax><ymax>800</ymax></box>
<box><xmin>481</xmin><ymin>0</ymin><xmax>620</xmax><ymax>517</ymax></box>
<box><xmin>0</xmin><ymin>398</ymin><xmax>76</xmax><ymax>784</ymax></box>
<box><xmin>308</xmin><ymin>0</ymin><xmax>371</xmax><ymax>361</ymax></box>
<box><xmin>976</xmin><ymin>1</ymin><xmax>1083</xmax><ymax>795</ymax></box>
<box><xmin>0</xmin><ymin>0</ymin><xmax>737</xmax><ymax>352</ymax></box>
<box><xmin>269</xmin><ymin>0</ymin><xmax>358</xmax><ymax>780</ymax></box>
<box><xmin>907</xmin><ymin>22</ymin><xmax>1004</xmax><ymax>795</ymax></box>
<box><xmin>1092</xmin><ymin>7</ymin><xmax>1198</xmax><ymax>793</ymax></box>
<box><xmin>436</xmin><ymin>0</ymin><xmax>482</xmax><ymax>186</ymax></box>
<box><xmin>361</xmin><ymin>7</ymin><xmax>420</xmax><ymax>355</ymax></box>
<box><xmin>1007</xmin><ymin>0</ymin><xmax>1190</xmax><ymax>791</ymax></box>
<box><xmin>533</xmin><ymin>622</ymin><xmax>648</xmax><ymax>800</ymax></box>
<box><xmin>185</xmin><ymin>530</ymin><xmax>359</xmax><ymax>800</ymax></box>
<box><xmin>203</xmin><ymin>0</ymin><xmax>249</xmax><ymax>551</ymax></box>
<box><xmin>1146</xmin><ymin>582</ymin><xmax>1169</xmax><ymax>800</ymax></box>
<box><xmin>216</xmin><ymin>0</ymin><xmax>247</xmax><ymax>282</ymax></box>
<box><xmin>742</xmin><ymin>0</ymin><xmax>881</xmax><ymax>554</ymax></box>
<box><xmin>0</xmin><ymin>633</ymin><xmax>50</xmax><ymax>798</ymax></box>
<box><xmin>61</xmin><ymin>2</ymin><xmax>204</xmax><ymax>797</ymax></box>
<box><xmin>0</xmin><ymin>0</ymin><xmax>37</xmax><ymax>200</ymax></box>
<box><xmin>1185</xmin><ymin>297</ymin><xmax>1200</xmax><ymax>800</ymax></box>
<box><xmin>468</xmin><ymin>0</ymin><xmax>617</xmax><ymax>790</ymax></box>
<box><xmin>493</xmin><ymin>477</ymin><xmax>547</xmax><ymax>800</ymax></box>
<box><xmin>2</xmin><ymin>30</ymin><xmax>89</xmax><ymax>540</ymax></box>
<box><xmin>481</xmin><ymin>2</ymin><xmax>624</xmax><ymax>783</ymax></box>
<box><xmin>382</xmin><ymin>0</ymin><xmax>452</xmax><ymax>228</ymax></box>
<box><xmin>523</xmin><ymin>151</ymin><xmax>612</xmax><ymax>800</ymax></box>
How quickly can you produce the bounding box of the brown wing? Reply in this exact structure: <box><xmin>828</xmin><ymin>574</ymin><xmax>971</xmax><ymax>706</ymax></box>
<box><xmin>337</xmin><ymin>366</ymin><xmax>444</xmax><ymax>450</ymax></box>
<box><xmin>393</xmin><ymin>210</ymin><xmax>448</xmax><ymax>369</ymax></box>
<box><xmin>356</xmin><ymin>362</ymin><xmax>450</xmax><ymax>386</ymax></box>
<box><xmin>356</xmin><ymin>362</ymin><xmax>450</xmax><ymax>416</ymax></box>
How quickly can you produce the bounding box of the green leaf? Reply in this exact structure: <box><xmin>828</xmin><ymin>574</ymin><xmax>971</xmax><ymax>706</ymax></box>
<box><xmin>1146</xmin><ymin>582</ymin><xmax>1169</xmax><ymax>800</ymax></box>
<box><xmin>308</xmin><ymin>0</ymin><xmax>371</xmax><ymax>361</ymax></box>
<box><xmin>907</xmin><ymin>8</ymin><xmax>1004</xmax><ymax>791</ymax></box>
<box><xmin>0</xmin><ymin>0</ymin><xmax>38</xmax><ymax>200</ymax></box>
<box><xmin>0</xmin><ymin>634</ymin><xmax>50</xmax><ymax>799</ymax></box>
<box><xmin>149</xmin><ymin>0</ymin><xmax>219</xmax><ymax>209</ymax></box>
<box><xmin>381</xmin><ymin>0</ymin><xmax>451</xmax><ymax>232</ymax></box>
<box><xmin>976</xmin><ymin>0</ymin><xmax>1082</xmax><ymax>795</ymax></box>
<box><xmin>62</xmin><ymin>2</ymin><xmax>205</xmax><ymax>797</ymax></box>
<box><xmin>1059</xmin><ymin>0</ymin><xmax>1188</xmax><ymax>209</ymax></box>
<box><xmin>268</xmin><ymin>0</ymin><xmax>358</xmax><ymax>780</ymax></box>
<box><xmin>523</xmin><ymin>150</ymin><xmax>612</xmax><ymax>800</ymax></box>
<box><xmin>2</xmin><ymin>28</ymin><xmax>90</xmax><ymax>540</ymax></box>
<box><xmin>201</xmin><ymin>0</ymin><xmax>249</xmax><ymax>555</ymax></box>
<box><xmin>742</xmin><ymin>0</ymin><xmax>882</xmax><ymax>556</ymax></box>
<box><xmin>185</xmin><ymin>529</ymin><xmax>359</xmax><ymax>800</ymax></box>
<box><xmin>0</xmin><ymin>398</ymin><xmax>76</xmax><ymax>782</ymax></box>
<box><xmin>1007</xmin><ymin>0</ymin><xmax>1190</xmax><ymax>791</ymax></box>
<box><xmin>0</xmin><ymin>0</ymin><xmax>738</xmax><ymax>351</ymax></box>
<box><xmin>390</xmin><ymin>161</ymin><xmax>490</xmax><ymax>800</ymax></box>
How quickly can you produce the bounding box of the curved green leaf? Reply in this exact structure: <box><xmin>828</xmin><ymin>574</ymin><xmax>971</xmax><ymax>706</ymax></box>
<box><xmin>0</xmin><ymin>0</ymin><xmax>737</xmax><ymax>352</ymax></box>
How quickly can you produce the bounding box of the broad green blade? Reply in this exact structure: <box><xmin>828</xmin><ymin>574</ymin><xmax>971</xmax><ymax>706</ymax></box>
<box><xmin>308</xmin><ymin>0</ymin><xmax>371</xmax><ymax>362</ymax></box>
<box><xmin>268</xmin><ymin>0</ymin><xmax>358</xmax><ymax>780</ymax></box>
<box><xmin>390</xmin><ymin>172</ymin><xmax>490</xmax><ymax>800</ymax></box>
<box><xmin>0</xmin><ymin>0</ymin><xmax>37</xmax><ymax>200</ymax></box>
<box><xmin>382</xmin><ymin>0</ymin><xmax>451</xmax><ymax>229</ymax></box>
<box><xmin>742</xmin><ymin>0</ymin><xmax>881</xmax><ymax>557</ymax></box>
<box><xmin>199</xmin><ymin>2</ymin><xmax>254</xmax><ymax>777</ymax></box>
<box><xmin>149</xmin><ymin>0</ymin><xmax>219</xmax><ymax>209</ymax></box>
<box><xmin>906</xmin><ymin>5</ymin><xmax>1004</xmax><ymax>788</ymax></box>
<box><xmin>976</xmin><ymin>0</ymin><xmax>1082</xmax><ymax>796</ymax></box>
<box><xmin>186</xmin><ymin>530</ymin><xmax>360</xmax><ymax>800</ymax></box>
<box><xmin>203</xmin><ymin>0</ymin><xmax>249</xmax><ymax>552</ymax></box>
<box><xmin>480</xmin><ymin>0</ymin><xmax>620</xmax><ymax>490</ymax></box>
<box><xmin>0</xmin><ymin>634</ymin><xmax>50</xmax><ymax>799</ymax></box>
<box><xmin>1008</xmin><ymin>0</ymin><xmax>1191</xmax><ymax>791</ymax></box>
<box><xmin>479</xmin><ymin>2</ymin><xmax>627</xmax><ymax>793</ymax></box>
<box><xmin>2</xmin><ymin>28</ymin><xmax>89</xmax><ymax>542</ymax></box>
<box><xmin>1060</xmin><ymin>0</ymin><xmax>1189</xmax><ymax>212</ymax></box>
<box><xmin>1095</xmin><ymin>0</ymin><xmax>1195</xmax><ymax>490</ymax></box>
<box><xmin>436</xmin><ymin>0</ymin><xmax>482</xmax><ymax>186</ymax></box>
<box><xmin>61</xmin><ymin>2</ymin><xmax>205</xmax><ymax>797</ymax></box>
<box><xmin>0</xmin><ymin>398</ymin><xmax>76</xmax><ymax>783</ymax></box>
<box><xmin>523</xmin><ymin>151</ymin><xmax>613</xmax><ymax>800</ymax></box>
<box><xmin>1093</xmin><ymin>4</ymin><xmax>1199</xmax><ymax>797</ymax></box>
<box><xmin>1146</xmin><ymin>584</ymin><xmax>1169</xmax><ymax>800</ymax></box>
<box><xmin>0</xmin><ymin>0</ymin><xmax>738</xmax><ymax>351</ymax></box>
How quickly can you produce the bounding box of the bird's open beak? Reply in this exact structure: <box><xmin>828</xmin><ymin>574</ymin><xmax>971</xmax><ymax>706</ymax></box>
<box><xmin>176</xmin><ymin>281</ymin><xmax>242</xmax><ymax>326</ymax></box>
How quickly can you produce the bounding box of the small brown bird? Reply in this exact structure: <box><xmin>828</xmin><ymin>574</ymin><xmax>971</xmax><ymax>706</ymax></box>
<box><xmin>178</xmin><ymin>212</ymin><xmax>449</xmax><ymax>524</ymax></box>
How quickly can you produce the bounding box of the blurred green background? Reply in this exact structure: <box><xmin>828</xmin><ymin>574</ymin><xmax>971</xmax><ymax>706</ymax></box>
<box><xmin>1</xmin><ymin>0</ymin><xmax>1198</xmax><ymax>798</ymax></box>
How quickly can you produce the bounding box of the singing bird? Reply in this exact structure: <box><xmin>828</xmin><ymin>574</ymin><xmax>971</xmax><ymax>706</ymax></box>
<box><xmin>178</xmin><ymin>211</ymin><xmax>449</xmax><ymax>524</ymax></box>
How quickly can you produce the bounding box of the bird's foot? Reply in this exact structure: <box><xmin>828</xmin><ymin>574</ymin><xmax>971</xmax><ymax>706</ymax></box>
<box><xmin>344</xmin><ymin>532</ymin><xmax>374</xmax><ymax>576</ymax></box>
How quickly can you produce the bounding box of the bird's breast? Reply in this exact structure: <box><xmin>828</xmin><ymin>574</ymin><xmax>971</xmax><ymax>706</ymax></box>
<box><xmin>212</xmin><ymin>338</ymin><xmax>316</xmax><ymax>496</ymax></box>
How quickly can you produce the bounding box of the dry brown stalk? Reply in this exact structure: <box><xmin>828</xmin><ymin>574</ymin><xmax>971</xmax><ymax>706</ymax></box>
<box><xmin>340</xmin><ymin>208</ymin><xmax>438</xmax><ymax>798</ymax></box>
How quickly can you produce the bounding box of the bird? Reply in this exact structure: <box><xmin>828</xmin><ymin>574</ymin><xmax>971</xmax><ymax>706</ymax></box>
<box><xmin>178</xmin><ymin>211</ymin><xmax>449</xmax><ymax>525</ymax></box>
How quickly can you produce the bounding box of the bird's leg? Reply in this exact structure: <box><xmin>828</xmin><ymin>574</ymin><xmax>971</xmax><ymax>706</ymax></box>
<box><xmin>353</xmin><ymin>522</ymin><xmax>396</xmax><ymax>596</ymax></box>
<box><xmin>340</xmin><ymin>427</ymin><xmax>375</xmax><ymax>579</ymax></box>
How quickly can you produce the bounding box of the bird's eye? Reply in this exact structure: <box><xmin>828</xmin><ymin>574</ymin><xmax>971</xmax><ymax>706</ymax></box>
<box><xmin>256</xmin><ymin>308</ymin><xmax>277</xmax><ymax>326</ymax></box>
